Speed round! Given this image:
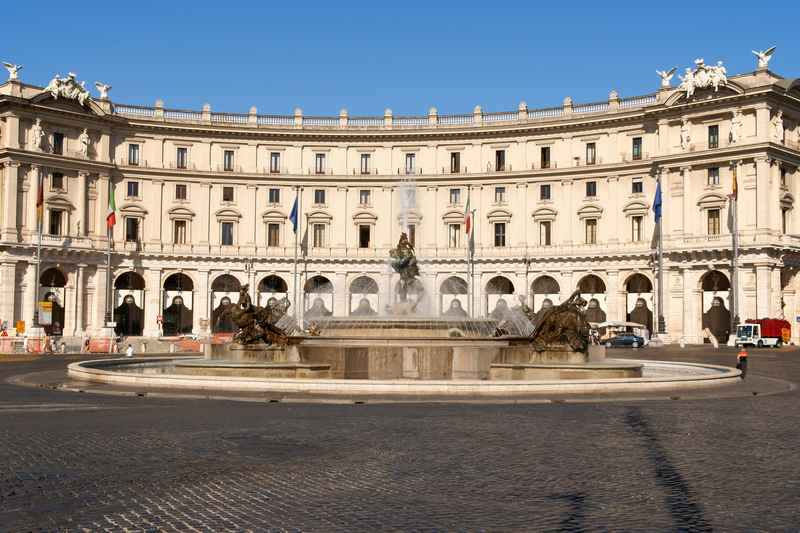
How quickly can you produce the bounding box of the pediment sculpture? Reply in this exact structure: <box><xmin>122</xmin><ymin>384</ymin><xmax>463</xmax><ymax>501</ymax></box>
<box><xmin>43</xmin><ymin>72</ymin><xmax>92</xmax><ymax>106</ymax></box>
<box><xmin>678</xmin><ymin>59</ymin><xmax>728</xmax><ymax>98</ymax></box>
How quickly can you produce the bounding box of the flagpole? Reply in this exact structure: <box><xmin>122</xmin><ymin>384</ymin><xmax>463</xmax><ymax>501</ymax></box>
<box><xmin>292</xmin><ymin>186</ymin><xmax>300</xmax><ymax>321</ymax></box>
<box><xmin>470</xmin><ymin>208</ymin><xmax>476</xmax><ymax>317</ymax></box>
<box><xmin>104</xmin><ymin>179</ymin><xmax>113</xmax><ymax>326</ymax></box>
<box><xmin>731</xmin><ymin>160</ymin><xmax>740</xmax><ymax>338</ymax></box>
<box><xmin>33</xmin><ymin>166</ymin><xmax>43</xmax><ymax>328</ymax></box>
<box><xmin>657</xmin><ymin>211</ymin><xmax>665</xmax><ymax>335</ymax></box>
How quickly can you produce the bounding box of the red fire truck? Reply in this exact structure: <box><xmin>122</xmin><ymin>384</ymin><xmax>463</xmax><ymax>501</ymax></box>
<box><xmin>735</xmin><ymin>318</ymin><xmax>792</xmax><ymax>348</ymax></box>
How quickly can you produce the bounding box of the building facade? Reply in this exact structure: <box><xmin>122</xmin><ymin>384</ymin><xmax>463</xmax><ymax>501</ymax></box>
<box><xmin>1</xmin><ymin>56</ymin><xmax>799</xmax><ymax>343</ymax></box>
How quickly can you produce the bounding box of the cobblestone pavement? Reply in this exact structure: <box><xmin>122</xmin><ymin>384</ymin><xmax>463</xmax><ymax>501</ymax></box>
<box><xmin>0</xmin><ymin>346</ymin><xmax>798</xmax><ymax>532</ymax></box>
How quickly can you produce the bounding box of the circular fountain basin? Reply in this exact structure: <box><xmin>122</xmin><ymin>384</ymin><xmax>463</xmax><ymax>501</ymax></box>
<box><xmin>67</xmin><ymin>357</ymin><xmax>740</xmax><ymax>398</ymax></box>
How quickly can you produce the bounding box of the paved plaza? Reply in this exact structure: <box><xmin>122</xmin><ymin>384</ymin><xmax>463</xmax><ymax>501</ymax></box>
<box><xmin>0</xmin><ymin>346</ymin><xmax>798</xmax><ymax>531</ymax></box>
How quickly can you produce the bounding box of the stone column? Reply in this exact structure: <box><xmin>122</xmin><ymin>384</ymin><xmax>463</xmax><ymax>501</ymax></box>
<box><xmin>754</xmin><ymin>103</ymin><xmax>770</xmax><ymax>140</ymax></box>
<box><xmin>680</xmin><ymin>166</ymin><xmax>691</xmax><ymax>235</ymax></box>
<box><xmin>755</xmin><ymin>264</ymin><xmax>771</xmax><ymax>318</ymax></box>
<box><xmin>657</xmin><ymin>119</ymin><xmax>670</xmax><ymax>156</ymax></box>
<box><xmin>21</xmin><ymin>262</ymin><xmax>36</xmax><ymax>331</ymax></box>
<box><xmin>4</xmin><ymin>115</ymin><xmax>20</xmax><ymax>149</ymax></box>
<box><xmin>92</xmin><ymin>264</ymin><xmax>109</xmax><ymax>333</ymax></box>
<box><xmin>754</xmin><ymin>157</ymin><xmax>770</xmax><ymax>232</ymax></box>
<box><xmin>143</xmin><ymin>268</ymin><xmax>162</xmax><ymax>337</ymax></box>
<box><xmin>94</xmin><ymin>174</ymin><xmax>109</xmax><ymax>239</ymax></box>
<box><xmin>76</xmin><ymin>171</ymin><xmax>87</xmax><ymax>237</ymax></box>
<box><xmin>0</xmin><ymin>261</ymin><xmax>16</xmax><ymax>327</ymax></box>
<box><xmin>2</xmin><ymin>162</ymin><xmax>20</xmax><ymax>240</ymax></box>
<box><xmin>199</xmin><ymin>183</ymin><xmax>212</xmax><ymax>247</ymax></box>
<box><xmin>73</xmin><ymin>264</ymin><xmax>86</xmax><ymax>336</ymax></box>
<box><xmin>771</xmin><ymin>267</ymin><xmax>783</xmax><ymax>318</ymax></box>
<box><xmin>606</xmin><ymin>270</ymin><xmax>621</xmax><ymax>321</ymax></box>
<box><xmin>196</xmin><ymin>269</ymin><xmax>210</xmax><ymax>334</ymax></box>
<box><xmin>334</xmin><ymin>272</ymin><xmax>347</xmax><ymax>316</ymax></box>
<box><xmin>64</xmin><ymin>268</ymin><xmax>77</xmax><ymax>338</ymax></box>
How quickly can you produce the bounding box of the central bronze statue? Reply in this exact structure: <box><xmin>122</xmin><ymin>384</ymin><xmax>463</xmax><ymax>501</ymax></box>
<box><xmin>529</xmin><ymin>290</ymin><xmax>591</xmax><ymax>353</ymax></box>
<box><xmin>389</xmin><ymin>233</ymin><xmax>422</xmax><ymax>305</ymax></box>
<box><xmin>230</xmin><ymin>284</ymin><xmax>290</xmax><ymax>346</ymax></box>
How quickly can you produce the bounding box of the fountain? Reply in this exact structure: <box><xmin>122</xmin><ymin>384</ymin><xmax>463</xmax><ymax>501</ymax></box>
<box><xmin>68</xmin><ymin>236</ymin><xmax>742</xmax><ymax>396</ymax></box>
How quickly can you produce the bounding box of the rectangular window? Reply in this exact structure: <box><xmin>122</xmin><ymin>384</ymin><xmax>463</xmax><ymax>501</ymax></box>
<box><xmin>222</xmin><ymin>186</ymin><xmax>234</xmax><ymax>202</ymax></box>
<box><xmin>315</xmin><ymin>153</ymin><xmax>325</xmax><ymax>174</ymax></box>
<box><xmin>707</xmin><ymin>209</ymin><xmax>720</xmax><ymax>235</ymax></box>
<box><xmin>405</xmin><ymin>153</ymin><xmax>416</xmax><ymax>175</ymax></box>
<box><xmin>176</xmin><ymin>147</ymin><xmax>188</xmax><ymax>169</ymax></box>
<box><xmin>51</xmin><ymin>172</ymin><xmax>64</xmax><ymax>190</ymax></box>
<box><xmin>127</xmin><ymin>181</ymin><xmax>139</xmax><ymax>198</ymax></box>
<box><xmin>175</xmin><ymin>184</ymin><xmax>187</xmax><ymax>200</ymax></box>
<box><xmin>268</xmin><ymin>188</ymin><xmax>280</xmax><ymax>204</ymax></box>
<box><xmin>586</xmin><ymin>142</ymin><xmax>596</xmax><ymax>165</ymax></box>
<box><xmin>52</xmin><ymin>132</ymin><xmax>64</xmax><ymax>155</ymax></box>
<box><xmin>782</xmin><ymin>208</ymin><xmax>789</xmax><ymax>234</ymax></box>
<box><xmin>359</xmin><ymin>224</ymin><xmax>371</xmax><ymax>248</ymax></box>
<box><xmin>632</xmin><ymin>137</ymin><xmax>642</xmax><ymax>160</ymax></box>
<box><xmin>707</xmin><ymin>167</ymin><xmax>720</xmax><ymax>186</ymax></box>
<box><xmin>632</xmin><ymin>180</ymin><xmax>643</xmax><ymax>194</ymax></box>
<box><xmin>221</xmin><ymin>222</ymin><xmax>234</xmax><ymax>245</ymax></box>
<box><xmin>125</xmin><ymin>217</ymin><xmax>139</xmax><ymax>243</ymax></box>
<box><xmin>270</xmin><ymin>152</ymin><xmax>281</xmax><ymax>174</ymax></box>
<box><xmin>268</xmin><ymin>223</ymin><xmax>280</xmax><ymax>247</ymax></box>
<box><xmin>586</xmin><ymin>181</ymin><xmax>597</xmax><ymax>197</ymax></box>
<box><xmin>48</xmin><ymin>210</ymin><xmax>62</xmax><ymax>236</ymax></box>
<box><xmin>223</xmin><ymin>150</ymin><xmax>235</xmax><ymax>171</ymax></box>
<box><xmin>708</xmin><ymin>125</ymin><xmax>719</xmax><ymax>149</ymax></box>
<box><xmin>407</xmin><ymin>224</ymin><xmax>416</xmax><ymax>246</ymax></box>
<box><xmin>540</xmin><ymin>146</ymin><xmax>551</xmax><ymax>169</ymax></box>
<box><xmin>360</xmin><ymin>153</ymin><xmax>371</xmax><ymax>175</ymax></box>
<box><xmin>540</xmin><ymin>221</ymin><xmax>552</xmax><ymax>246</ymax></box>
<box><xmin>128</xmin><ymin>143</ymin><xmax>140</xmax><ymax>166</ymax></box>
<box><xmin>449</xmin><ymin>188</ymin><xmax>461</xmax><ymax>205</ymax></box>
<box><xmin>450</xmin><ymin>152</ymin><xmax>460</xmax><ymax>173</ymax></box>
<box><xmin>585</xmin><ymin>218</ymin><xmax>598</xmax><ymax>244</ymax></box>
<box><xmin>540</xmin><ymin>184</ymin><xmax>551</xmax><ymax>201</ymax></box>
<box><xmin>449</xmin><ymin>223</ymin><xmax>461</xmax><ymax>248</ymax></box>
<box><xmin>313</xmin><ymin>223</ymin><xmax>325</xmax><ymax>248</ymax></box>
<box><xmin>359</xmin><ymin>189</ymin><xmax>371</xmax><ymax>206</ymax></box>
<box><xmin>495</xmin><ymin>186</ymin><xmax>506</xmax><ymax>203</ymax></box>
<box><xmin>494</xmin><ymin>222</ymin><xmax>506</xmax><ymax>247</ymax></box>
<box><xmin>495</xmin><ymin>150</ymin><xmax>506</xmax><ymax>171</ymax></box>
<box><xmin>173</xmin><ymin>220</ymin><xmax>187</xmax><ymax>244</ymax></box>
<box><xmin>314</xmin><ymin>189</ymin><xmax>326</xmax><ymax>205</ymax></box>
<box><xmin>631</xmin><ymin>215</ymin><xmax>643</xmax><ymax>242</ymax></box>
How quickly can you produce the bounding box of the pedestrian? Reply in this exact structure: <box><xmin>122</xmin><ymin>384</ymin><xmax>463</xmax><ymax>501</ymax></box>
<box><xmin>125</xmin><ymin>344</ymin><xmax>134</xmax><ymax>358</ymax></box>
<box><xmin>736</xmin><ymin>347</ymin><xmax>748</xmax><ymax>379</ymax></box>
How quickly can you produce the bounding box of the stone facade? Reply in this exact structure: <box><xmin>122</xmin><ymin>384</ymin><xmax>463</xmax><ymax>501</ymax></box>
<box><xmin>1</xmin><ymin>61</ymin><xmax>799</xmax><ymax>343</ymax></box>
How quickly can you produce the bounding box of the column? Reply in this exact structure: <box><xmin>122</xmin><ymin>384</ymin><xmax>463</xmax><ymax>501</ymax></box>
<box><xmin>754</xmin><ymin>103</ymin><xmax>770</xmax><ymax>140</ymax></box>
<box><xmin>143</xmin><ymin>268</ymin><xmax>161</xmax><ymax>337</ymax></box>
<box><xmin>0</xmin><ymin>262</ymin><xmax>16</xmax><ymax>327</ymax></box>
<box><xmin>334</xmin><ymin>272</ymin><xmax>347</xmax><ymax>316</ymax></box>
<box><xmin>771</xmin><ymin>267</ymin><xmax>783</xmax><ymax>318</ymax></box>
<box><xmin>76</xmin><ymin>171</ymin><xmax>87</xmax><ymax>237</ymax></box>
<box><xmin>606</xmin><ymin>270</ymin><xmax>621</xmax><ymax>321</ymax></box>
<box><xmin>21</xmin><ymin>262</ymin><xmax>36</xmax><ymax>331</ymax></box>
<box><xmin>73</xmin><ymin>264</ymin><xmax>86</xmax><ymax>335</ymax></box>
<box><xmin>92</xmin><ymin>264</ymin><xmax>109</xmax><ymax>332</ymax></box>
<box><xmin>513</xmin><ymin>183</ymin><xmax>527</xmax><ymax>248</ymax></box>
<box><xmin>195</xmin><ymin>269</ymin><xmax>209</xmax><ymax>334</ymax></box>
<box><xmin>198</xmin><ymin>183</ymin><xmax>212</xmax><ymax>246</ymax></box>
<box><xmin>2</xmin><ymin>162</ymin><xmax>20</xmax><ymax>240</ymax></box>
<box><xmin>686</xmin><ymin>269</ymin><xmax>702</xmax><ymax>344</ymax></box>
<box><xmin>94</xmin><ymin>174</ymin><xmax>109</xmax><ymax>239</ymax></box>
<box><xmin>755</xmin><ymin>264</ymin><xmax>771</xmax><ymax>318</ymax></box>
<box><xmin>754</xmin><ymin>157</ymin><xmax>770</xmax><ymax>232</ymax></box>
<box><xmin>680</xmin><ymin>166</ymin><xmax>691</xmax><ymax>236</ymax></box>
<box><xmin>657</xmin><ymin>119</ymin><xmax>670</xmax><ymax>156</ymax></box>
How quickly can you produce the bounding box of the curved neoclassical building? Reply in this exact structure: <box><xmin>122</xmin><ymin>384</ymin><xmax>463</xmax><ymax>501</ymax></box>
<box><xmin>0</xmin><ymin>56</ymin><xmax>799</xmax><ymax>343</ymax></box>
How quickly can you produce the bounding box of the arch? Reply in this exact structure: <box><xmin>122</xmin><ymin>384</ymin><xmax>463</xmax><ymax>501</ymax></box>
<box><xmin>261</xmin><ymin>209</ymin><xmax>287</xmax><ymax>222</ymax></box>
<box><xmin>44</xmin><ymin>196</ymin><xmax>76</xmax><ymax>211</ymax></box>
<box><xmin>622</xmin><ymin>201</ymin><xmax>649</xmax><ymax>216</ymax></box>
<box><xmin>441</xmin><ymin>276</ymin><xmax>468</xmax><ymax>294</ymax></box>
<box><xmin>211</xmin><ymin>274</ymin><xmax>241</xmax><ymax>292</ymax></box>
<box><xmin>352</xmin><ymin>211</ymin><xmax>378</xmax><ymax>223</ymax></box>
<box><xmin>486</xmin><ymin>208</ymin><xmax>512</xmax><ymax>222</ymax></box>
<box><xmin>40</xmin><ymin>267</ymin><xmax>66</xmax><ymax>287</ymax></box>
<box><xmin>578</xmin><ymin>274</ymin><xmax>606</xmax><ymax>294</ymax></box>
<box><xmin>259</xmin><ymin>275</ymin><xmax>288</xmax><ymax>293</ymax></box>
<box><xmin>442</xmin><ymin>209</ymin><xmax>465</xmax><ymax>223</ymax></box>
<box><xmin>350</xmin><ymin>276</ymin><xmax>379</xmax><ymax>293</ymax></box>
<box><xmin>306</xmin><ymin>210</ymin><xmax>333</xmax><ymax>223</ymax></box>
<box><xmin>577</xmin><ymin>204</ymin><xmax>603</xmax><ymax>219</ymax></box>
<box><xmin>168</xmin><ymin>206</ymin><xmax>195</xmax><ymax>219</ymax></box>
<box><xmin>625</xmin><ymin>273</ymin><xmax>653</xmax><ymax>293</ymax></box>
<box><xmin>215</xmin><ymin>207</ymin><xmax>242</xmax><ymax>221</ymax></box>
<box><xmin>304</xmin><ymin>275</ymin><xmax>333</xmax><ymax>293</ymax></box>
<box><xmin>700</xmin><ymin>270</ymin><xmax>730</xmax><ymax>291</ymax></box>
<box><xmin>119</xmin><ymin>203</ymin><xmax>148</xmax><ymax>216</ymax></box>
<box><xmin>532</xmin><ymin>275</ymin><xmax>559</xmax><ymax>294</ymax></box>
<box><xmin>486</xmin><ymin>276</ymin><xmax>514</xmax><ymax>294</ymax></box>
<box><xmin>697</xmin><ymin>193</ymin><xmax>727</xmax><ymax>209</ymax></box>
<box><xmin>532</xmin><ymin>207</ymin><xmax>557</xmax><ymax>221</ymax></box>
<box><xmin>114</xmin><ymin>271</ymin><xmax>145</xmax><ymax>290</ymax></box>
<box><xmin>163</xmin><ymin>272</ymin><xmax>194</xmax><ymax>291</ymax></box>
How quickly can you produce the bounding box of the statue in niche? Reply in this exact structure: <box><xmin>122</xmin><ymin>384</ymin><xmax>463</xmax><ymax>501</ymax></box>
<box><xmin>114</xmin><ymin>294</ymin><xmax>144</xmax><ymax>336</ymax></box>
<box><xmin>305</xmin><ymin>297</ymin><xmax>332</xmax><ymax>320</ymax></box>
<box><xmin>162</xmin><ymin>295</ymin><xmax>193</xmax><ymax>336</ymax></box>
<box><xmin>628</xmin><ymin>297</ymin><xmax>653</xmax><ymax>333</ymax></box>
<box><xmin>443</xmin><ymin>298</ymin><xmax>468</xmax><ymax>318</ymax></box>
<box><xmin>78</xmin><ymin>128</ymin><xmax>90</xmax><ymax>157</ymax></box>
<box><xmin>584</xmin><ymin>298</ymin><xmax>606</xmax><ymax>324</ymax></box>
<box><xmin>30</xmin><ymin>118</ymin><xmax>45</xmax><ymax>151</ymax></box>
<box><xmin>489</xmin><ymin>298</ymin><xmax>510</xmax><ymax>320</ymax></box>
<box><xmin>702</xmin><ymin>296</ymin><xmax>731</xmax><ymax>344</ymax></box>
<box><xmin>730</xmin><ymin>110</ymin><xmax>744</xmax><ymax>144</ymax></box>
<box><xmin>534</xmin><ymin>298</ymin><xmax>554</xmax><ymax>326</ymax></box>
<box><xmin>211</xmin><ymin>296</ymin><xmax>235</xmax><ymax>333</ymax></box>
<box><xmin>529</xmin><ymin>290</ymin><xmax>590</xmax><ymax>353</ymax></box>
<box><xmin>771</xmin><ymin>110</ymin><xmax>785</xmax><ymax>143</ymax></box>
<box><xmin>350</xmin><ymin>298</ymin><xmax>377</xmax><ymax>317</ymax></box>
<box><xmin>680</xmin><ymin>118</ymin><xmax>691</xmax><ymax>150</ymax></box>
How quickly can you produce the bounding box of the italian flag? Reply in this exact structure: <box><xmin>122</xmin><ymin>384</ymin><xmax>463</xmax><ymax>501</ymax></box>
<box><xmin>107</xmin><ymin>185</ymin><xmax>116</xmax><ymax>229</ymax></box>
<box><xmin>464</xmin><ymin>195</ymin><xmax>472</xmax><ymax>235</ymax></box>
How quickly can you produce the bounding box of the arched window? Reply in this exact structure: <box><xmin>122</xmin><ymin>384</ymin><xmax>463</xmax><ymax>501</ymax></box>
<box><xmin>259</xmin><ymin>275</ymin><xmax>288</xmax><ymax>294</ymax></box>
<box><xmin>486</xmin><ymin>276</ymin><xmax>514</xmax><ymax>319</ymax></box>
<box><xmin>211</xmin><ymin>274</ymin><xmax>241</xmax><ymax>293</ymax></box>
<box><xmin>532</xmin><ymin>276</ymin><xmax>559</xmax><ymax>295</ymax></box>
<box><xmin>578</xmin><ymin>275</ymin><xmax>606</xmax><ymax>294</ymax></box>
<box><xmin>625</xmin><ymin>274</ymin><xmax>653</xmax><ymax>293</ymax></box>
<box><xmin>351</xmin><ymin>276</ymin><xmax>379</xmax><ymax>294</ymax></box>
<box><xmin>163</xmin><ymin>273</ymin><xmax>194</xmax><ymax>292</ymax></box>
<box><xmin>40</xmin><ymin>268</ymin><xmax>66</xmax><ymax>287</ymax></box>
<box><xmin>486</xmin><ymin>276</ymin><xmax>514</xmax><ymax>294</ymax></box>
<box><xmin>304</xmin><ymin>275</ymin><xmax>334</xmax><ymax>319</ymax></box>
<box><xmin>701</xmin><ymin>270</ymin><xmax>731</xmax><ymax>292</ymax></box>
<box><xmin>115</xmin><ymin>271</ymin><xmax>145</xmax><ymax>290</ymax></box>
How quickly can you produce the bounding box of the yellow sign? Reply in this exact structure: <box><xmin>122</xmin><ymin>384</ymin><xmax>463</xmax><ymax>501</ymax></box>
<box><xmin>39</xmin><ymin>301</ymin><xmax>53</xmax><ymax>325</ymax></box>
<box><xmin>15</xmin><ymin>320</ymin><xmax>25</xmax><ymax>334</ymax></box>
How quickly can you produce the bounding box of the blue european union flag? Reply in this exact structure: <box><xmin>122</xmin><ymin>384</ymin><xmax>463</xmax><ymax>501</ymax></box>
<box><xmin>289</xmin><ymin>195</ymin><xmax>298</xmax><ymax>233</ymax></box>
<box><xmin>652</xmin><ymin>180</ymin><xmax>662</xmax><ymax>222</ymax></box>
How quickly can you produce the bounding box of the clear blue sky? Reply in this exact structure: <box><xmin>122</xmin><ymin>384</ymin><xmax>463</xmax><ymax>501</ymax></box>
<box><xmin>5</xmin><ymin>1</ymin><xmax>798</xmax><ymax>116</ymax></box>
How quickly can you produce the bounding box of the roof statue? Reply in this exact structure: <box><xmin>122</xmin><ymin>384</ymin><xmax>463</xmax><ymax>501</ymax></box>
<box><xmin>43</xmin><ymin>72</ymin><xmax>92</xmax><ymax>106</ymax></box>
<box><xmin>94</xmin><ymin>81</ymin><xmax>112</xmax><ymax>100</ymax></box>
<box><xmin>2</xmin><ymin>62</ymin><xmax>22</xmax><ymax>81</ymax></box>
<box><xmin>752</xmin><ymin>46</ymin><xmax>776</xmax><ymax>70</ymax></box>
<box><xmin>656</xmin><ymin>67</ymin><xmax>676</xmax><ymax>89</ymax></box>
<box><xmin>678</xmin><ymin>59</ymin><xmax>727</xmax><ymax>98</ymax></box>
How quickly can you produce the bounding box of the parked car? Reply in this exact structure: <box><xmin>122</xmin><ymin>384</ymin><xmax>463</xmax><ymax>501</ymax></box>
<box><xmin>606</xmin><ymin>333</ymin><xmax>645</xmax><ymax>348</ymax></box>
